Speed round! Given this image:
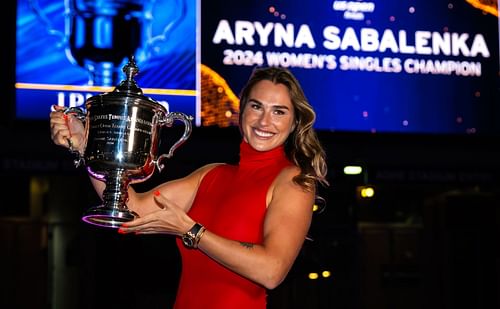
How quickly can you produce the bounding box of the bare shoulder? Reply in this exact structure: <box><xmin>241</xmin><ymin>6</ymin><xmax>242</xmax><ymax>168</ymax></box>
<box><xmin>277</xmin><ymin>165</ymin><xmax>301</xmax><ymax>180</ymax></box>
<box><xmin>141</xmin><ymin>162</ymin><xmax>224</xmax><ymax>196</ymax></box>
<box><xmin>274</xmin><ymin>165</ymin><xmax>303</xmax><ymax>190</ymax></box>
<box><xmin>267</xmin><ymin>165</ymin><xmax>315</xmax><ymax>208</ymax></box>
<box><xmin>188</xmin><ymin>162</ymin><xmax>226</xmax><ymax>183</ymax></box>
<box><xmin>132</xmin><ymin>163</ymin><xmax>226</xmax><ymax>214</ymax></box>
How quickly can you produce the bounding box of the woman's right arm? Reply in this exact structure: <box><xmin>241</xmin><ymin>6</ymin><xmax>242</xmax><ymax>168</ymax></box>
<box><xmin>125</xmin><ymin>163</ymin><xmax>220</xmax><ymax>217</ymax></box>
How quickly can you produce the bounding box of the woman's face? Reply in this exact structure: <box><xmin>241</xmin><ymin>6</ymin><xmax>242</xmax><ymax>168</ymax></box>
<box><xmin>241</xmin><ymin>80</ymin><xmax>296</xmax><ymax>152</ymax></box>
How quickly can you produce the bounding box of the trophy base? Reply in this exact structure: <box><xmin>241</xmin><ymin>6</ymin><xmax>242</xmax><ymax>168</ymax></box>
<box><xmin>82</xmin><ymin>206</ymin><xmax>138</xmax><ymax>228</ymax></box>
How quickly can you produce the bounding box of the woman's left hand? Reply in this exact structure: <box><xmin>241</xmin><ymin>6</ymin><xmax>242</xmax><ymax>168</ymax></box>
<box><xmin>118</xmin><ymin>192</ymin><xmax>195</xmax><ymax>235</ymax></box>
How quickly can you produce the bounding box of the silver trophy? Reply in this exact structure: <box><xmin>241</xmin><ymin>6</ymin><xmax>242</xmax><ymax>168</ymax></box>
<box><xmin>65</xmin><ymin>57</ymin><xmax>192</xmax><ymax>228</ymax></box>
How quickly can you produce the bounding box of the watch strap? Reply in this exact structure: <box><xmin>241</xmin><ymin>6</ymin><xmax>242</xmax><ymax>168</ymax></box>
<box><xmin>183</xmin><ymin>222</ymin><xmax>206</xmax><ymax>249</ymax></box>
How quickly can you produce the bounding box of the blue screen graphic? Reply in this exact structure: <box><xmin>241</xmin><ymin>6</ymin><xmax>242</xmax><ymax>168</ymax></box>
<box><xmin>16</xmin><ymin>0</ymin><xmax>197</xmax><ymax>121</ymax></box>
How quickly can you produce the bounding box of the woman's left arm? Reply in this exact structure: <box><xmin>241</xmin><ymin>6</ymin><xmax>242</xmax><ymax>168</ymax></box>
<box><xmin>196</xmin><ymin>166</ymin><xmax>314</xmax><ymax>289</ymax></box>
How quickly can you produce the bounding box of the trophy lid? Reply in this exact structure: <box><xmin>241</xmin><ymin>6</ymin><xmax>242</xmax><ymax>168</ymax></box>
<box><xmin>88</xmin><ymin>56</ymin><xmax>165</xmax><ymax>111</ymax></box>
<box><xmin>114</xmin><ymin>56</ymin><xmax>143</xmax><ymax>96</ymax></box>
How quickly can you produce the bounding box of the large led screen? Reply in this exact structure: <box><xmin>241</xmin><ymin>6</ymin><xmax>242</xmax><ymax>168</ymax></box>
<box><xmin>15</xmin><ymin>0</ymin><xmax>500</xmax><ymax>134</ymax></box>
<box><xmin>200</xmin><ymin>0</ymin><xmax>499</xmax><ymax>134</ymax></box>
<box><xmin>16</xmin><ymin>0</ymin><xmax>197</xmax><ymax>122</ymax></box>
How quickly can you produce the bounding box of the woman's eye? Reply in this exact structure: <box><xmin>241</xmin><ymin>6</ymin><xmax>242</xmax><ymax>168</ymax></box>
<box><xmin>250</xmin><ymin>104</ymin><xmax>261</xmax><ymax>110</ymax></box>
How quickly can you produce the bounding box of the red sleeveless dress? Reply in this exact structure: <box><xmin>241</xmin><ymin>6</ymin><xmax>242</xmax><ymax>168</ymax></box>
<box><xmin>173</xmin><ymin>140</ymin><xmax>292</xmax><ymax>308</ymax></box>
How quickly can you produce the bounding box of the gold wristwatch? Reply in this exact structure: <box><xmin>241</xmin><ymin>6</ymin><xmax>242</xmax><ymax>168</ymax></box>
<box><xmin>182</xmin><ymin>223</ymin><xmax>206</xmax><ymax>249</ymax></box>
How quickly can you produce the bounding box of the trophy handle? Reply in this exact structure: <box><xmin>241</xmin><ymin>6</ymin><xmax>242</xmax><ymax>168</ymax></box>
<box><xmin>155</xmin><ymin>112</ymin><xmax>193</xmax><ymax>172</ymax></box>
<box><xmin>61</xmin><ymin>106</ymin><xmax>86</xmax><ymax>121</ymax></box>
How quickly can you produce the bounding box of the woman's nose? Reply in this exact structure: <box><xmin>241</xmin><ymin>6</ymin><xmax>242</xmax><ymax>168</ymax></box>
<box><xmin>258</xmin><ymin>110</ymin><xmax>272</xmax><ymax>126</ymax></box>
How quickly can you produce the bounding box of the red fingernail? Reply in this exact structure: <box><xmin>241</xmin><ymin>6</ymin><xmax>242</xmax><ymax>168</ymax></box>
<box><xmin>153</xmin><ymin>190</ymin><xmax>160</xmax><ymax>196</ymax></box>
<box><xmin>117</xmin><ymin>228</ymin><xmax>125</xmax><ymax>234</ymax></box>
<box><xmin>63</xmin><ymin>114</ymin><xmax>68</xmax><ymax>120</ymax></box>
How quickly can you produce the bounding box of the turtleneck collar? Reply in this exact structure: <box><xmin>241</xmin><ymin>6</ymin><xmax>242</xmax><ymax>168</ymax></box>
<box><xmin>239</xmin><ymin>140</ymin><xmax>288</xmax><ymax>167</ymax></box>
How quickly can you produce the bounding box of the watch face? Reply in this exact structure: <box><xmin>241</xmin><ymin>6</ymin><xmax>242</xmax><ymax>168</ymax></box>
<box><xmin>183</xmin><ymin>236</ymin><xmax>194</xmax><ymax>248</ymax></box>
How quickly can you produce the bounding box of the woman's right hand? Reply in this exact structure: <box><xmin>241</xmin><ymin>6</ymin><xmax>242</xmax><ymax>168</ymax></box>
<box><xmin>49</xmin><ymin>105</ymin><xmax>85</xmax><ymax>153</ymax></box>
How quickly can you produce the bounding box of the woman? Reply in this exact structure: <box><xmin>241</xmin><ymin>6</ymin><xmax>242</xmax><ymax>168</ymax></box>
<box><xmin>50</xmin><ymin>66</ymin><xmax>328</xmax><ymax>308</ymax></box>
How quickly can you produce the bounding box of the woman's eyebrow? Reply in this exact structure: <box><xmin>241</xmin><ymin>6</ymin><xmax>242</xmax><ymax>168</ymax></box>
<box><xmin>248</xmin><ymin>99</ymin><xmax>262</xmax><ymax>105</ymax></box>
<box><xmin>273</xmin><ymin>105</ymin><xmax>290</xmax><ymax>110</ymax></box>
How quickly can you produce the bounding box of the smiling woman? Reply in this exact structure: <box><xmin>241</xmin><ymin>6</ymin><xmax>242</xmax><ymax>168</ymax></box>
<box><xmin>238</xmin><ymin>67</ymin><xmax>328</xmax><ymax>190</ymax></box>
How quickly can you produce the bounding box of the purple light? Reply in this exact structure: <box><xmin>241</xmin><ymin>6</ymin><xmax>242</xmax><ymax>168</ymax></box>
<box><xmin>82</xmin><ymin>215</ymin><xmax>122</xmax><ymax>228</ymax></box>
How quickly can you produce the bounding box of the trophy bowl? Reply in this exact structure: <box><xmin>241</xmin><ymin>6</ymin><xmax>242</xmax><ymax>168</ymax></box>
<box><xmin>67</xmin><ymin>57</ymin><xmax>192</xmax><ymax>228</ymax></box>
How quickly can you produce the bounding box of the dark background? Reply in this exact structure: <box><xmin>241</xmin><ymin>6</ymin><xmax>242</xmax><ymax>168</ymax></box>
<box><xmin>1</xmin><ymin>1</ymin><xmax>499</xmax><ymax>309</ymax></box>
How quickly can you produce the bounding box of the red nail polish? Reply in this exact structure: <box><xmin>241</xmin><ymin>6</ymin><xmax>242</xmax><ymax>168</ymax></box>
<box><xmin>153</xmin><ymin>190</ymin><xmax>160</xmax><ymax>196</ymax></box>
<box><xmin>117</xmin><ymin>228</ymin><xmax>125</xmax><ymax>234</ymax></box>
<box><xmin>63</xmin><ymin>114</ymin><xmax>68</xmax><ymax>120</ymax></box>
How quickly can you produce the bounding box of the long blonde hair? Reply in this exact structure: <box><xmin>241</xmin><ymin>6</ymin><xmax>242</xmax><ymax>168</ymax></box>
<box><xmin>238</xmin><ymin>67</ymin><xmax>329</xmax><ymax>191</ymax></box>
